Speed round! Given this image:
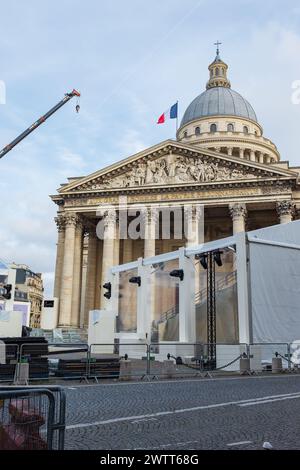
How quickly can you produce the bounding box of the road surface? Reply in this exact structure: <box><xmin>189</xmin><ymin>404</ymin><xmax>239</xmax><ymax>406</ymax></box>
<box><xmin>63</xmin><ymin>375</ymin><xmax>300</xmax><ymax>450</ymax></box>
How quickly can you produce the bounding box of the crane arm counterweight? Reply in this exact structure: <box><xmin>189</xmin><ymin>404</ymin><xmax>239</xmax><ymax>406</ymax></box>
<box><xmin>0</xmin><ymin>89</ymin><xmax>80</xmax><ymax>160</ymax></box>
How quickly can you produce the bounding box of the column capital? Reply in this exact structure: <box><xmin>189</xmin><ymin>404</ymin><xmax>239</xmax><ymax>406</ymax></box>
<box><xmin>103</xmin><ymin>210</ymin><xmax>117</xmax><ymax>227</ymax></box>
<box><xmin>64</xmin><ymin>213</ymin><xmax>78</xmax><ymax>227</ymax></box>
<box><xmin>184</xmin><ymin>204</ymin><xmax>202</xmax><ymax>223</ymax></box>
<box><xmin>55</xmin><ymin>214</ymin><xmax>66</xmax><ymax>232</ymax></box>
<box><xmin>229</xmin><ymin>203</ymin><xmax>247</xmax><ymax>220</ymax></box>
<box><xmin>276</xmin><ymin>200</ymin><xmax>295</xmax><ymax>217</ymax></box>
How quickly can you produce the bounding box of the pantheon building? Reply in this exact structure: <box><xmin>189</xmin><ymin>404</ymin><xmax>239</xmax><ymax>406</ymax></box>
<box><xmin>51</xmin><ymin>49</ymin><xmax>300</xmax><ymax>329</ymax></box>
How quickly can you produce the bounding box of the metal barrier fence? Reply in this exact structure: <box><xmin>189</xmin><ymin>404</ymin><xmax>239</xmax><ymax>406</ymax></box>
<box><xmin>89</xmin><ymin>343</ymin><xmax>149</xmax><ymax>381</ymax></box>
<box><xmin>0</xmin><ymin>341</ymin><xmax>299</xmax><ymax>384</ymax></box>
<box><xmin>0</xmin><ymin>344</ymin><xmax>19</xmax><ymax>383</ymax></box>
<box><xmin>18</xmin><ymin>342</ymin><xmax>90</xmax><ymax>383</ymax></box>
<box><xmin>148</xmin><ymin>343</ymin><xmax>248</xmax><ymax>379</ymax></box>
<box><xmin>0</xmin><ymin>385</ymin><xmax>66</xmax><ymax>450</ymax></box>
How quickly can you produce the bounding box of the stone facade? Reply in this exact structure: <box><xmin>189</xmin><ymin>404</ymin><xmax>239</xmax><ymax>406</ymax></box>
<box><xmin>51</xmin><ymin>52</ymin><xmax>300</xmax><ymax>329</ymax></box>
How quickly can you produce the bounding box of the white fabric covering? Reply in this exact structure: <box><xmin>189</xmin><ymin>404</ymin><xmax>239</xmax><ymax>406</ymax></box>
<box><xmin>249</xmin><ymin>241</ymin><xmax>300</xmax><ymax>343</ymax></box>
<box><xmin>249</xmin><ymin>220</ymin><xmax>300</xmax><ymax>246</ymax></box>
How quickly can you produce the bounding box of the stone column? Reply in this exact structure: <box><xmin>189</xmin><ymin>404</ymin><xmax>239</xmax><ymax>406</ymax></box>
<box><xmin>185</xmin><ymin>206</ymin><xmax>201</xmax><ymax>247</ymax></box>
<box><xmin>101</xmin><ymin>211</ymin><xmax>116</xmax><ymax>308</ymax></box>
<box><xmin>70</xmin><ymin>217</ymin><xmax>83</xmax><ymax>327</ymax></box>
<box><xmin>239</xmin><ymin>148</ymin><xmax>244</xmax><ymax>159</ymax></box>
<box><xmin>265</xmin><ymin>154</ymin><xmax>271</xmax><ymax>164</ymax></box>
<box><xmin>113</xmin><ymin>216</ymin><xmax>120</xmax><ymax>265</ymax></box>
<box><xmin>185</xmin><ymin>206</ymin><xmax>202</xmax><ymax>298</ymax></box>
<box><xmin>79</xmin><ymin>232</ymin><xmax>89</xmax><ymax>328</ymax></box>
<box><xmin>229</xmin><ymin>203</ymin><xmax>247</xmax><ymax>234</ymax></box>
<box><xmin>123</xmin><ymin>238</ymin><xmax>133</xmax><ymax>263</ymax></box>
<box><xmin>53</xmin><ymin>214</ymin><xmax>65</xmax><ymax>299</ymax></box>
<box><xmin>258</xmin><ymin>151</ymin><xmax>263</xmax><ymax>164</ymax></box>
<box><xmin>250</xmin><ymin>150</ymin><xmax>256</xmax><ymax>162</ymax></box>
<box><xmin>83</xmin><ymin>229</ymin><xmax>97</xmax><ymax>325</ymax></box>
<box><xmin>227</xmin><ymin>147</ymin><xmax>233</xmax><ymax>156</ymax></box>
<box><xmin>143</xmin><ymin>207</ymin><xmax>157</xmax><ymax>258</ymax></box>
<box><xmin>94</xmin><ymin>239</ymin><xmax>103</xmax><ymax>309</ymax></box>
<box><xmin>276</xmin><ymin>200</ymin><xmax>294</xmax><ymax>224</ymax></box>
<box><xmin>59</xmin><ymin>214</ymin><xmax>77</xmax><ymax>327</ymax></box>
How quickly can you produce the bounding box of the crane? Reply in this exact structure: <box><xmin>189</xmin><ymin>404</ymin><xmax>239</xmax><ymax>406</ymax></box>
<box><xmin>0</xmin><ymin>89</ymin><xmax>81</xmax><ymax>160</ymax></box>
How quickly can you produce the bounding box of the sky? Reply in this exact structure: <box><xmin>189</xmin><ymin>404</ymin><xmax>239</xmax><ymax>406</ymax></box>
<box><xmin>1</xmin><ymin>0</ymin><xmax>300</xmax><ymax>296</ymax></box>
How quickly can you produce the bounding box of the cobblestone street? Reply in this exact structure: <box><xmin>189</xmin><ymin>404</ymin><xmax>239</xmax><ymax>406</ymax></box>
<box><xmin>63</xmin><ymin>375</ymin><xmax>300</xmax><ymax>450</ymax></box>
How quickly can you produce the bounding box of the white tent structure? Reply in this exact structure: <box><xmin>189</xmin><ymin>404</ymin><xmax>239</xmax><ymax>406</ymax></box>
<box><xmin>89</xmin><ymin>221</ymin><xmax>300</xmax><ymax>366</ymax></box>
<box><xmin>246</xmin><ymin>222</ymin><xmax>300</xmax><ymax>343</ymax></box>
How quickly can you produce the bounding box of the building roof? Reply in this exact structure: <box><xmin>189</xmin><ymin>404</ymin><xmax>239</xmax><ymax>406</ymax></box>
<box><xmin>180</xmin><ymin>86</ymin><xmax>257</xmax><ymax>127</ymax></box>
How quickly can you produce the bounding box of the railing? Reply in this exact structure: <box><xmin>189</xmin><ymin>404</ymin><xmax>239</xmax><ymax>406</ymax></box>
<box><xmin>0</xmin><ymin>385</ymin><xmax>66</xmax><ymax>450</ymax></box>
<box><xmin>157</xmin><ymin>270</ymin><xmax>237</xmax><ymax>326</ymax></box>
<box><xmin>195</xmin><ymin>271</ymin><xmax>237</xmax><ymax>304</ymax></box>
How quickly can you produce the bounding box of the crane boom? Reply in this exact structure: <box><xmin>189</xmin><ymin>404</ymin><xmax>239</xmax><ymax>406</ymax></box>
<box><xmin>0</xmin><ymin>89</ymin><xmax>80</xmax><ymax>160</ymax></box>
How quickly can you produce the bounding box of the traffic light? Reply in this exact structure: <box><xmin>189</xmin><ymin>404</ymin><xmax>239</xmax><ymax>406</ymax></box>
<box><xmin>103</xmin><ymin>282</ymin><xmax>111</xmax><ymax>299</ymax></box>
<box><xmin>2</xmin><ymin>284</ymin><xmax>12</xmax><ymax>300</ymax></box>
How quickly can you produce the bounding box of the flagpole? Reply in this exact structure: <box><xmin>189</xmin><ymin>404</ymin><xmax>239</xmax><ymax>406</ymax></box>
<box><xmin>176</xmin><ymin>100</ymin><xmax>178</xmax><ymax>138</ymax></box>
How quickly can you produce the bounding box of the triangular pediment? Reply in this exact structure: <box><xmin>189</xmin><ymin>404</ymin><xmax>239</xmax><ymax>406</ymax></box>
<box><xmin>59</xmin><ymin>140</ymin><xmax>298</xmax><ymax>194</ymax></box>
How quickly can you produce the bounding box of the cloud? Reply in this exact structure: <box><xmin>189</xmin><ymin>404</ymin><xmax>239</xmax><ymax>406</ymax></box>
<box><xmin>0</xmin><ymin>0</ymin><xmax>299</xmax><ymax>300</ymax></box>
<box><xmin>117</xmin><ymin>129</ymin><xmax>148</xmax><ymax>157</ymax></box>
<box><xmin>59</xmin><ymin>147</ymin><xmax>87</xmax><ymax>177</ymax></box>
<box><xmin>42</xmin><ymin>272</ymin><xmax>55</xmax><ymax>298</ymax></box>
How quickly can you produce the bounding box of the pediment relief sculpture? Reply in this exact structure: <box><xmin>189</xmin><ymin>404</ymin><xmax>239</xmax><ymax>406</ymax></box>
<box><xmin>86</xmin><ymin>155</ymin><xmax>261</xmax><ymax>190</ymax></box>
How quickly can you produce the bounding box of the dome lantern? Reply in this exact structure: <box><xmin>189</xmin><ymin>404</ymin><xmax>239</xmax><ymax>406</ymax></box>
<box><xmin>206</xmin><ymin>41</ymin><xmax>231</xmax><ymax>89</ymax></box>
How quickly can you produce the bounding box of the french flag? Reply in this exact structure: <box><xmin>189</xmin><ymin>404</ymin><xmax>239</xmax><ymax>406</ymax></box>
<box><xmin>157</xmin><ymin>102</ymin><xmax>178</xmax><ymax>124</ymax></box>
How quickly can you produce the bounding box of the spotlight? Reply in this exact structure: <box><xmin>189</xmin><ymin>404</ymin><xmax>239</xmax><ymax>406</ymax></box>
<box><xmin>153</xmin><ymin>262</ymin><xmax>165</xmax><ymax>271</ymax></box>
<box><xmin>103</xmin><ymin>282</ymin><xmax>112</xmax><ymax>299</ymax></box>
<box><xmin>213</xmin><ymin>250</ymin><xmax>223</xmax><ymax>267</ymax></box>
<box><xmin>196</xmin><ymin>253</ymin><xmax>208</xmax><ymax>269</ymax></box>
<box><xmin>129</xmin><ymin>276</ymin><xmax>141</xmax><ymax>286</ymax></box>
<box><xmin>169</xmin><ymin>269</ymin><xmax>184</xmax><ymax>281</ymax></box>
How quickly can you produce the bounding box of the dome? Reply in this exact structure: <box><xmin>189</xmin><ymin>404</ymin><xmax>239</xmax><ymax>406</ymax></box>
<box><xmin>181</xmin><ymin>87</ymin><xmax>257</xmax><ymax>127</ymax></box>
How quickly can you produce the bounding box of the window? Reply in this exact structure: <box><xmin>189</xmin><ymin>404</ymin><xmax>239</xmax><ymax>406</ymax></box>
<box><xmin>216</xmin><ymin>68</ymin><xmax>219</xmax><ymax>76</ymax></box>
<box><xmin>227</xmin><ymin>123</ymin><xmax>234</xmax><ymax>132</ymax></box>
<box><xmin>195</xmin><ymin>126</ymin><xmax>200</xmax><ymax>136</ymax></box>
<box><xmin>210</xmin><ymin>123</ymin><xmax>217</xmax><ymax>133</ymax></box>
<box><xmin>243</xmin><ymin>126</ymin><xmax>249</xmax><ymax>134</ymax></box>
<box><xmin>183</xmin><ymin>131</ymin><xmax>188</xmax><ymax>138</ymax></box>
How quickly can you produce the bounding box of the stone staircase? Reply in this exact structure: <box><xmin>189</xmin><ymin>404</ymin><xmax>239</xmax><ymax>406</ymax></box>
<box><xmin>155</xmin><ymin>270</ymin><xmax>237</xmax><ymax>326</ymax></box>
<box><xmin>30</xmin><ymin>328</ymin><xmax>88</xmax><ymax>344</ymax></box>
